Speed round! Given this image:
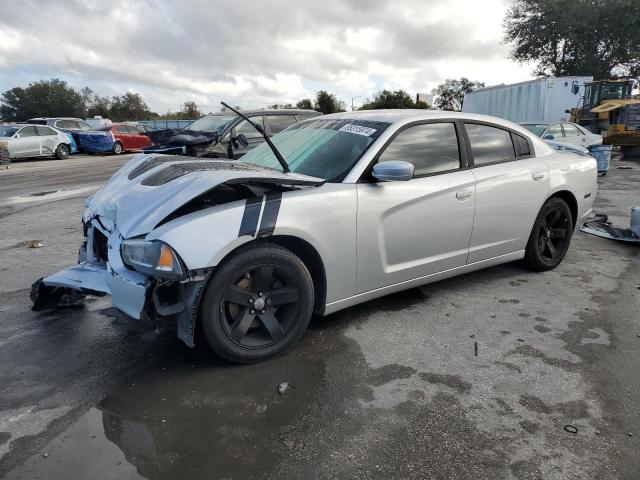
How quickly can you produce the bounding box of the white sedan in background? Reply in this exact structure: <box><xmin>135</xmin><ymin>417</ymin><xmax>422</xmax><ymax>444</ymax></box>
<box><xmin>520</xmin><ymin>121</ymin><xmax>602</xmax><ymax>149</ymax></box>
<box><xmin>0</xmin><ymin>124</ymin><xmax>73</xmax><ymax>161</ymax></box>
<box><xmin>33</xmin><ymin>110</ymin><xmax>597</xmax><ymax>363</ymax></box>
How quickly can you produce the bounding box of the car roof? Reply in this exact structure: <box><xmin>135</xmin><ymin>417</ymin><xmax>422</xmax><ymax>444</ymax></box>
<box><xmin>206</xmin><ymin>109</ymin><xmax>319</xmax><ymax>116</ymax></box>
<box><xmin>313</xmin><ymin>109</ymin><xmax>534</xmax><ymax>128</ymax></box>
<box><xmin>27</xmin><ymin>117</ymin><xmax>84</xmax><ymax>121</ymax></box>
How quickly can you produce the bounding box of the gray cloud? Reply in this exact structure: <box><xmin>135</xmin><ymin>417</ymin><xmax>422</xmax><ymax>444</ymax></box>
<box><xmin>0</xmin><ymin>0</ymin><xmax>528</xmax><ymax>111</ymax></box>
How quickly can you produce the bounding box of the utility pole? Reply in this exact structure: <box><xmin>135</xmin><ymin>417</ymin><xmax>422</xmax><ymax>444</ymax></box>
<box><xmin>350</xmin><ymin>96</ymin><xmax>362</xmax><ymax>111</ymax></box>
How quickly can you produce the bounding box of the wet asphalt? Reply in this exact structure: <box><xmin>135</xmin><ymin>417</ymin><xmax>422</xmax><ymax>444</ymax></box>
<box><xmin>1</xmin><ymin>153</ymin><xmax>640</xmax><ymax>479</ymax></box>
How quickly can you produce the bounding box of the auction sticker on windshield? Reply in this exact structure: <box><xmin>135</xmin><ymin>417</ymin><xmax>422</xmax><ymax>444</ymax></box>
<box><xmin>338</xmin><ymin>124</ymin><xmax>377</xmax><ymax>137</ymax></box>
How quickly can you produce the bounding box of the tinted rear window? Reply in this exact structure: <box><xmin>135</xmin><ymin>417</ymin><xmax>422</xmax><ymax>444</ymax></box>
<box><xmin>465</xmin><ymin>123</ymin><xmax>515</xmax><ymax>165</ymax></box>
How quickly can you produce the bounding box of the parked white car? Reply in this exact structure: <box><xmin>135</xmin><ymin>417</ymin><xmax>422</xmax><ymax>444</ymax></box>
<box><xmin>0</xmin><ymin>124</ymin><xmax>72</xmax><ymax>161</ymax></box>
<box><xmin>520</xmin><ymin>121</ymin><xmax>602</xmax><ymax>148</ymax></box>
<box><xmin>33</xmin><ymin>110</ymin><xmax>597</xmax><ymax>363</ymax></box>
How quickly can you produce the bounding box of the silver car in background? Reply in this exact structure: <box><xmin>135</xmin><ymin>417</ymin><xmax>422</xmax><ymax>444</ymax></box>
<box><xmin>0</xmin><ymin>124</ymin><xmax>73</xmax><ymax>161</ymax></box>
<box><xmin>520</xmin><ymin>121</ymin><xmax>602</xmax><ymax>148</ymax></box>
<box><xmin>32</xmin><ymin>110</ymin><xmax>597</xmax><ymax>363</ymax></box>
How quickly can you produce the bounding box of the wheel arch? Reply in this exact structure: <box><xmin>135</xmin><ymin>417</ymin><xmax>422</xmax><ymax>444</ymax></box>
<box><xmin>547</xmin><ymin>189</ymin><xmax>578</xmax><ymax>228</ymax></box>
<box><xmin>210</xmin><ymin>235</ymin><xmax>327</xmax><ymax>316</ymax></box>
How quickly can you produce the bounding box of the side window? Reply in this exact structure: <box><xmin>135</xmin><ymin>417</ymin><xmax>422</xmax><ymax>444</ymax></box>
<box><xmin>562</xmin><ymin>123</ymin><xmax>580</xmax><ymax>137</ymax></box>
<box><xmin>55</xmin><ymin>120</ymin><xmax>69</xmax><ymax>129</ymax></box>
<box><xmin>377</xmin><ymin>122</ymin><xmax>461</xmax><ymax>177</ymax></box>
<box><xmin>235</xmin><ymin>116</ymin><xmax>264</xmax><ymax>139</ymax></box>
<box><xmin>35</xmin><ymin>126</ymin><xmax>55</xmax><ymax>136</ymax></box>
<box><xmin>265</xmin><ymin>115</ymin><xmax>297</xmax><ymax>135</ymax></box>
<box><xmin>78</xmin><ymin>122</ymin><xmax>92</xmax><ymax>131</ymax></box>
<box><xmin>465</xmin><ymin>123</ymin><xmax>515</xmax><ymax>165</ymax></box>
<box><xmin>512</xmin><ymin>133</ymin><xmax>532</xmax><ymax>157</ymax></box>
<box><xmin>18</xmin><ymin>126</ymin><xmax>37</xmax><ymax>137</ymax></box>
<box><xmin>546</xmin><ymin>124</ymin><xmax>564</xmax><ymax>139</ymax></box>
<box><xmin>114</xmin><ymin>126</ymin><xmax>127</xmax><ymax>133</ymax></box>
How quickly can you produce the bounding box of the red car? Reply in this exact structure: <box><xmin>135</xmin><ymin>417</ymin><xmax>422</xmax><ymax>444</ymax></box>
<box><xmin>78</xmin><ymin>124</ymin><xmax>152</xmax><ymax>154</ymax></box>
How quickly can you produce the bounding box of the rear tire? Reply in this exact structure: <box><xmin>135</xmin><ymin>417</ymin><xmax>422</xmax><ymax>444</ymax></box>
<box><xmin>54</xmin><ymin>144</ymin><xmax>70</xmax><ymax>160</ymax></box>
<box><xmin>200</xmin><ymin>243</ymin><xmax>314</xmax><ymax>363</ymax></box>
<box><xmin>112</xmin><ymin>142</ymin><xmax>123</xmax><ymax>155</ymax></box>
<box><xmin>524</xmin><ymin>198</ymin><xmax>573</xmax><ymax>271</ymax></box>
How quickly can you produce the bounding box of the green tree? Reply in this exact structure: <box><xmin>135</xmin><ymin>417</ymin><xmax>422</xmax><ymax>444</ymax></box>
<box><xmin>432</xmin><ymin>78</ymin><xmax>485</xmax><ymax>111</ymax></box>
<box><xmin>504</xmin><ymin>0</ymin><xmax>640</xmax><ymax>79</ymax></box>
<box><xmin>86</xmin><ymin>94</ymin><xmax>112</xmax><ymax>118</ymax></box>
<box><xmin>314</xmin><ymin>91</ymin><xmax>343</xmax><ymax>114</ymax></box>
<box><xmin>0</xmin><ymin>78</ymin><xmax>85</xmax><ymax>121</ymax></box>
<box><xmin>360</xmin><ymin>89</ymin><xmax>428</xmax><ymax>110</ymax></box>
<box><xmin>181</xmin><ymin>101</ymin><xmax>201</xmax><ymax>119</ymax></box>
<box><xmin>296</xmin><ymin>98</ymin><xmax>314</xmax><ymax>110</ymax></box>
<box><xmin>108</xmin><ymin>92</ymin><xmax>152</xmax><ymax>121</ymax></box>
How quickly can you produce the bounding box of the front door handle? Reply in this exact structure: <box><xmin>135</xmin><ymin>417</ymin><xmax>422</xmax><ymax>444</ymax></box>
<box><xmin>532</xmin><ymin>172</ymin><xmax>545</xmax><ymax>181</ymax></box>
<box><xmin>456</xmin><ymin>188</ymin><xmax>472</xmax><ymax>200</ymax></box>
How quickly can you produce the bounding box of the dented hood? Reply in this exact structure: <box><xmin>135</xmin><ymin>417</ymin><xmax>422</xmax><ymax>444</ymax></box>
<box><xmin>85</xmin><ymin>154</ymin><xmax>324</xmax><ymax>238</ymax></box>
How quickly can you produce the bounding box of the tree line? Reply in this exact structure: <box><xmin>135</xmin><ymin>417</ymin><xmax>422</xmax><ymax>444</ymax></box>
<box><xmin>0</xmin><ymin>78</ymin><xmax>485</xmax><ymax>123</ymax></box>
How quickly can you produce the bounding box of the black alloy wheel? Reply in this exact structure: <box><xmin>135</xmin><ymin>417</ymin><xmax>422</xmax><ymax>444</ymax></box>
<box><xmin>200</xmin><ymin>243</ymin><xmax>314</xmax><ymax>363</ymax></box>
<box><xmin>220</xmin><ymin>264</ymin><xmax>301</xmax><ymax>349</ymax></box>
<box><xmin>524</xmin><ymin>197</ymin><xmax>573</xmax><ymax>271</ymax></box>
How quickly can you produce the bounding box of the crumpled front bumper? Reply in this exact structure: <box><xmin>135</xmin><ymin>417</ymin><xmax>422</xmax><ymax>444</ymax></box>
<box><xmin>34</xmin><ymin>221</ymin><xmax>150</xmax><ymax>319</ymax></box>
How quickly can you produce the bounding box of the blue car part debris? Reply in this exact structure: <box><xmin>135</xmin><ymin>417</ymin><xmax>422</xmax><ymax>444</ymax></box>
<box><xmin>580</xmin><ymin>207</ymin><xmax>640</xmax><ymax>244</ymax></box>
<box><xmin>78</xmin><ymin>131</ymin><xmax>116</xmax><ymax>153</ymax></box>
<box><xmin>589</xmin><ymin>144</ymin><xmax>613</xmax><ymax>175</ymax></box>
<box><xmin>64</xmin><ymin>132</ymin><xmax>78</xmax><ymax>153</ymax></box>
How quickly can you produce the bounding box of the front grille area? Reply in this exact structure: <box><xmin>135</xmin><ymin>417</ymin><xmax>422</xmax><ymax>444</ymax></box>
<box><xmin>92</xmin><ymin>228</ymin><xmax>109</xmax><ymax>264</ymax></box>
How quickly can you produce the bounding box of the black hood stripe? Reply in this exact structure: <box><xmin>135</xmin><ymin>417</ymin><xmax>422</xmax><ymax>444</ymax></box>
<box><xmin>257</xmin><ymin>192</ymin><xmax>282</xmax><ymax>238</ymax></box>
<box><xmin>238</xmin><ymin>197</ymin><xmax>263</xmax><ymax>237</ymax></box>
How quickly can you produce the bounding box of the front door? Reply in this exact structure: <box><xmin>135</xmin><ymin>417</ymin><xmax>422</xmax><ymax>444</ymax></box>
<box><xmin>464</xmin><ymin>122</ymin><xmax>549</xmax><ymax>263</ymax></box>
<box><xmin>12</xmin><ymin>126</ymin><xmax>40</xmax><ymax>157</ymax></box>
<box><xmin>356</xmin><ymin>122</ymin><xmax>476</xmax><ymax>293</ymax></box>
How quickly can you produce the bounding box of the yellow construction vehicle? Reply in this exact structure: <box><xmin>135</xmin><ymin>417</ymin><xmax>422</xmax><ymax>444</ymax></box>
<box><xmin>569</xmin><ymin>79</ymin><xmax>640</xmax><ymax>157</ymax></box>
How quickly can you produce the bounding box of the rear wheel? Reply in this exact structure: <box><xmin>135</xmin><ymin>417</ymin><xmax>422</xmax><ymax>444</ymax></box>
<box><xmin>200</xmin><ymin>243</ymin><xmax>314</xmax><ymax>363</ymax></box>
<box><xmin>524</xmin><ymin>198</ymin><xmax>573</xmax><ymax>271</ymax></box>
<box><xmin>54</xmin><ymin>144</ymin><xmax>70</xmax><ymax>160</ymax></box>
<box><xmin>112</xmin><ymin>142</ymin><xmax>123</xmax><ymax>155</ymax></box>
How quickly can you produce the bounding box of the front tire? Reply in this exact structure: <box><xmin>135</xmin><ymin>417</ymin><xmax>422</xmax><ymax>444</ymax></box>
<box><xmin>112</xmin><ymin>142</ymin><xmax>123</xmax><ymax>155</ymax></box>
<box><xmin>200</xmin><ymin>243</ymin><xmax>314</xmax><ymax>363</ymax></box>
<box><xmin>55</xmin><ymin>144</ymin><xmax>70</xmax><ymax>160</ymax></box>
<box><xmin>524</xmin><ymin>198</ymin><xmax>573</xmax><ymax>271</ymax></box>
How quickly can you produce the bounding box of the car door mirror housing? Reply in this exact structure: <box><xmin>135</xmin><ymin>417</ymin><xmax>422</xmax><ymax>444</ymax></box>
<box><xmin>372</xmin><ymin>161</ymin><xmax>414</xmax><ymax>182</ymax></box>
<box><xmin>232</xmin><ymin>133</ymin><xmax>249</xmax><ymax>147</ymax></box>
<box><xmin>543</xmin><ymin>134</ymin><xmax>555</xmax><ymax>140</ymax></box>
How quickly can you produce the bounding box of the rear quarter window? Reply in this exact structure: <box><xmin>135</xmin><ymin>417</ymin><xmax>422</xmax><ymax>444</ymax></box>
<box><xmin>465</xmin><ymin>123</ymin><xmax>515</xmax><ymax>165</ymax></box>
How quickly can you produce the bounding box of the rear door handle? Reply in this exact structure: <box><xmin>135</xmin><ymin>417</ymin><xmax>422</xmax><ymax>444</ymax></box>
<box><xmin>456</xmin><ymin>188</ymin><xmax>472</xmax><ymax>200</ymax></box>
<box><xmin>532</xmin><ymin>172</ymin><xmax>545</xmax><ymax>181</ymax></box>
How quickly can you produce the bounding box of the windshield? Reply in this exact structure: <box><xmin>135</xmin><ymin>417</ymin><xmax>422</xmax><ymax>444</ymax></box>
<box><xmin>0</xmin><ymin>126</ymin><xmax>19</xmax><ymax>137</ymax></box>
<box><xmin>521</xmin><ymin>124</ymin><xmax>547</xmax><ymax>137</ymax></box>
<box><xmin>184</xmin><ymin>115</ymin><xmax>236</xmax><ymax>132</ymax></box>
<box><xmin>239</xmin><ymin>119</ymin><xmax>390</xmax><ymax>181</ymax></box>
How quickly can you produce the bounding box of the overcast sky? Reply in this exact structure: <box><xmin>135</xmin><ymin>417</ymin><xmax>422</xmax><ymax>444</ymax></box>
<box><xmin>0</xmin><ymin>0</ymin><xmax>533</xmax><ymax>113</ymax></box>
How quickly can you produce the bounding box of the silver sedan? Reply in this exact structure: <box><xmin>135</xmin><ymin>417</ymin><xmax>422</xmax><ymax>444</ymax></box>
<box><xmin>33</xmin><ymin>110</ymin><xmax>597</xmax><ymax>362</ymax></box>
<box><xmin>0</xmin><ymin>124</ymin><xmax>72</xmax><ymax>162</ymax></box>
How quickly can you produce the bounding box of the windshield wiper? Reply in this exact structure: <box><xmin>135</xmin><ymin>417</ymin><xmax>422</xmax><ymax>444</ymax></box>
<box><xmin>221</xmin><ymin>102</ymin><xmax>290</xmax><ymax>173</ymax></box>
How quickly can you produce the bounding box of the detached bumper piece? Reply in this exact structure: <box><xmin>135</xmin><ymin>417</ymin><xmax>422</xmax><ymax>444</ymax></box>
<box><xmin>580</xmin><ymin>209</ymin><xmax>640</xmax><ymax>244</ymax></box>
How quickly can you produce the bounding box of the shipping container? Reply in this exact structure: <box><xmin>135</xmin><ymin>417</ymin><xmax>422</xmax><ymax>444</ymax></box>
<box><xmin>462</xmin><ymin>76</ymin><xmax>593</xmax><ymax>123</ymax></box>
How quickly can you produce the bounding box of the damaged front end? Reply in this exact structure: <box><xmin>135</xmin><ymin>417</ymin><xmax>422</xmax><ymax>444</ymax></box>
<box><xmin>31</xmin><ymin>154</ymin><xmax>324</xmax><ymax>347</ymax></box>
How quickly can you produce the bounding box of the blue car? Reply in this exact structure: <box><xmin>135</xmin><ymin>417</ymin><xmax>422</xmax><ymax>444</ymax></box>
<box><xmin>77</xmin><ymin>130</ymin><xmax>115</xmax><ymax>153</ymax></box>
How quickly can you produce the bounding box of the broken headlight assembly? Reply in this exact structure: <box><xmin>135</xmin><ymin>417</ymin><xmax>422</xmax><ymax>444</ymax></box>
<box><xmin>120</xmin><ymin>240</ymin><xmax>184</xmax><ymax>279</ymax></box>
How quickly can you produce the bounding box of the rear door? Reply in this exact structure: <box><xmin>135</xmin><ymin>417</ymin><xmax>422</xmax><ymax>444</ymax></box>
<box><xmin>356</xmin><ymin>121</ymin><xmax>476</xmax><ymax>293</ymax></box>
<box><xmin>35</xmin><ymin>126</ymin><xmax>59</xmax><ymax>155</ymax></box>
<box><xmin>560</xmin><ymin>123</ymin><xmax>586</xmax><ymax>147</ymax></box>
<box><xmin>230</xmin><ymin>115</ymin><xmax>264</xmax><ymax>158</ymax></box>
<box><xmin>464</xmin><ymin>122</ymin><xmax>549</xmax><ymax>263</ymax></box>
<box><xmin>12</xmin><ymin>126</ymin><xmax>40</xmax><ymax>157</ymax></box>
<box><xmin>113</xmin><ymin>126</ymin><xmax>131</xmax><ymax>149</ymax></box>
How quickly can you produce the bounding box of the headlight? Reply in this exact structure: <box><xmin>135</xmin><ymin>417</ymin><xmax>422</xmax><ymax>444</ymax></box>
<box><xmin>121</xmin><ymin>240</ymin><xmax>184</xmax><ymax>279</ymax></box>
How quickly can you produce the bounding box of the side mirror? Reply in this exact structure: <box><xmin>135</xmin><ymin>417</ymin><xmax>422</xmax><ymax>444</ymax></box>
<box><xmin>543</xmin><ymin>134</ymin><xmax>555</xmax><ymax>140</ymax></box>
<box><xmin>232</xmin><ymin>133</ymin><xmax>249</xmax><ymax>147</ymax></box>
<box><xmin>372</xmin><ymin>161</ymin><xmax>414</xmax><ymax>182</ymax></box>
<box><xmin>14</xmin><ymin>134</ymin><xmax>19</xmax><ymax>138</ymax></box>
